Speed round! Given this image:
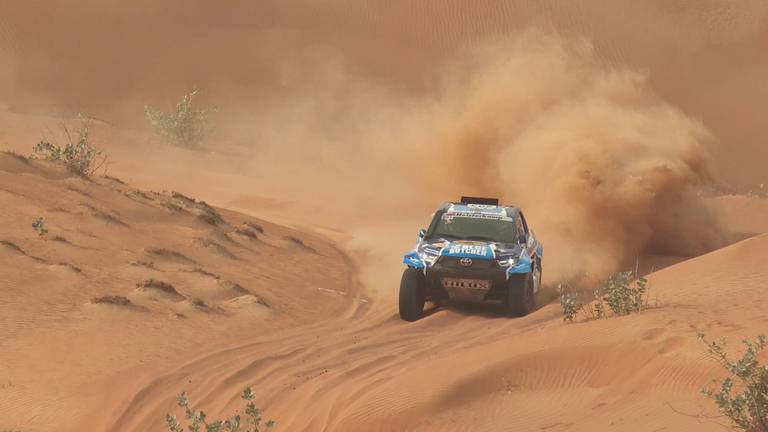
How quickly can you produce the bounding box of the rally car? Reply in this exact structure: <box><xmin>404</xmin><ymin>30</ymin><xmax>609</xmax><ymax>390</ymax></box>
<box><xmin>400</xmin><ymin>197</ymin><xmax>543</xmax><ymax>321</ymax></box>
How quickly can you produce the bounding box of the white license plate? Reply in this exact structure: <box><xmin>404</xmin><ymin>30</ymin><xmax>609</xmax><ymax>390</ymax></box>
<box><xmin>441</xmin><ymin>278</ymin><xmax>490</xmax><ymax>290</ymax></box>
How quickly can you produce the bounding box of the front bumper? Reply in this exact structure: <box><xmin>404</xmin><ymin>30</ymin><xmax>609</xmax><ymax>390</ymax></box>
<box><xmin>425</xmin><ymin>257</ymin><xmax>509</xmax><ymax>302</ymax></box>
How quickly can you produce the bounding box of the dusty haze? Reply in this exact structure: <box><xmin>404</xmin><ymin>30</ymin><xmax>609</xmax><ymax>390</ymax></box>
<box><xmin>1</xmin><ymin>3</ymin><xmax>746</xmax><ymax>281</ymax></box>
<box><xmin>1</xmin><ymin>0</ymin><xmax>766</xmax><ymax>187</ymax></box>
<box><xmin>0</xmin><ymin>2</ymin><xmax>767</xmax><ymax>431</ymax></box>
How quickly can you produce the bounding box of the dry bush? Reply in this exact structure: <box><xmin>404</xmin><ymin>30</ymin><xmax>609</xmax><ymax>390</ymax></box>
<box><xmin>558</xmin><ymin>270</ymin><xmax>649</xmax><ymax>322</ymax></box>
<box><xmin>31</xmin><ymin>114</ymin><xmax>106</xmax><ymax>176</ymax></box>
<box><xmin>145</xmin><ymin>88</ymin><xmax>216</xmax><ymax>148</ymax></box>
<box><xmin>32</xmin><ymin>217</ymin><xmax>48</xmax><ymax>237</ymax></box>
<box><xmin>699</xmin><ymin>333</ymin><xmax>768</xmax><ymax>432</ymax></box>
<box><xmin>166</xmin><ymin>387</ymin><xmax>275</xmax><ymax>432</ymax></box>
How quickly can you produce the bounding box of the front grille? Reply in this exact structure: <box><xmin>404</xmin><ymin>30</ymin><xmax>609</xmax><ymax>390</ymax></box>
<box><xmin>438</xmin><ymin>257</ymin><xmax>495</xmax><ymax>269</ymax></box>
<box><xmin>441</xmin><ymin>278</ymin><xmax>491</xmax><ymax>290</ymax></box>
<box><xmin>440</xmin><ymin>277</ymin><xmax>492</xmax><ymax>301</ymax></box>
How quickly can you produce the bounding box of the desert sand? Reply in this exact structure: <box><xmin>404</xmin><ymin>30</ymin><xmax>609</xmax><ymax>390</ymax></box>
<box><xmin>0</xmin><ymin>1</ymin><xmax>767</xmax><ymax>431</ymax></box>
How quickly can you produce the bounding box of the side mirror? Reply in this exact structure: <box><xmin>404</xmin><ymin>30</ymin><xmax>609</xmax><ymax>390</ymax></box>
<box><xmin>518</xmin><ymin>234</ymin><xmax>527</xmax><ymax>244</ymax></box>
<box><xmin>418</xmin><ymin>228</ymin><xmax>427</xmax><ymax>239</ymax></box>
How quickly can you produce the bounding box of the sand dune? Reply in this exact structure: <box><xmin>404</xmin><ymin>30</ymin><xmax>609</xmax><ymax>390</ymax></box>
<box><xmin>0</xmin><ymin>152</ymin><xmax>359</xmax><ymax>431</ymax></box>
<box><xmin>106</xmin><ymin>230</ymin><xmax>768</xmax><ymax>431</ymax></box>
<box><xmin>1</xmin><ymin>115</ymin><xmax>766</xmax><ymax>432</ymax></box>
<box><xmin>0</xmin><ymin>1</ymin><xmax>767</xmax><ymax>431</ymax></box>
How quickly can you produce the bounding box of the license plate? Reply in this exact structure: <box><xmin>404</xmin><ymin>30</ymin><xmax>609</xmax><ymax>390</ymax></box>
<box><xmin>441</xmin><ymin>278</ymin><xmax>490</xmax><ymax>290</ymax></box>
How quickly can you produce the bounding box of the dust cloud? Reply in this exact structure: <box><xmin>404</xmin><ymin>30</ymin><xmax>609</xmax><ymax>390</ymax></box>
<box><xmin>422</xmin><ymin>33</ymin><xmax>728</xmax><ymax>280</ymax></box>
<box><xmin>0</xmin><ymin>9</ymin><xmax>728</xmax><ymax>283</ymax></box>
<box><xmin>236</xmin><ymin>32</ymin><xmax>728</xmax><ymax>282</ymax></box>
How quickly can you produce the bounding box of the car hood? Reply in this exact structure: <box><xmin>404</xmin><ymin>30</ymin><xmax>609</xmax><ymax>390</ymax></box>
<box><xmin>419</xmin><ymin>237</ymin><xmax>523</xmax><ymax>259</ymax></box>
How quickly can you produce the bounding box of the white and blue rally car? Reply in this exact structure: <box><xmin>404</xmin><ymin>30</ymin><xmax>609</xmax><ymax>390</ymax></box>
<box><xmin>400</xmin><ymin>197</ymin><xmax>543</xmax><ymax>321</ymax></box>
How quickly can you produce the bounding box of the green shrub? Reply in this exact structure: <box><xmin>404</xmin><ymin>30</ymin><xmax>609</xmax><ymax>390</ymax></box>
<box><xmin>32</xmin><ymin>217</ymin><xmax>48</xmax><ymax>237</ymax></box>
<box><xmin>31</xmin><ymin>114</ymin><xmax>105</xmax><ymax>176</ymax></box>
<box><xmin>601</xmin><ymin>270</ymin><xmax>648</xmax><ymax>316</ymax></box>
<box><xmin>145</xmin><ymin>88</ymin><xmax>216</xmax><ymax>148</ymax></box>
<box><xmin>557</xmin><ymin>283</ymin><xmax>580</xmax><ymax>322</ymax></box>
<box><xmin>557</xmin><ymin>270</ymin><xmax>649</xmax><ymax>322</ymax></box>
<box><xmin>166</xmin><ymin>387</ymin><xmax>275</xmax><ymax>432</ymax></box>
<box><xmin>699</xmin><ymin>333</ymin><xmax>768</xmax><ymax>432</ymax></box>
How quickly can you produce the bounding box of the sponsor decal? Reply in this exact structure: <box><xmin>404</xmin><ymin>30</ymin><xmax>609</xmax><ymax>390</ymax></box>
<box><xmin>443</xmin><ymin>212</ymin><xmax>511</xmax><ymax>222</ymax></box>
<box><xmin>447</xmin><ymin>244</ymin><xmax>488</xmax><ymax>256</ymax></box>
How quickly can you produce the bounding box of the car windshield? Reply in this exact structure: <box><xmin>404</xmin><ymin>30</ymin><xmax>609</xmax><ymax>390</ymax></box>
<box><xmin>429</xmin><ymin>214</ymin><xmax>519</xmax><ymax>243</ymax></box>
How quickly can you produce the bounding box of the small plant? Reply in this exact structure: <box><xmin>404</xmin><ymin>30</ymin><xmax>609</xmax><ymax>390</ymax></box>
<box><xmin>601</xmin><ymin>271</ymin><xmax>648</xmax><ymax>316</ymax></box>
<box><xmin>557</xmin><ymin>283</ymin><xmax>580</xmax><ymax>322</ymax></box>
<box><xmin>166</xmin><ymin>387</ymin><xmax>275</xmax><ymax>432</ymax></box>
<box><xmin>32</xmin><ymin>217</ymin><xmax>48</xmax><ymax>237</ymax></box>
<box><xmin>557</xmin><ymin>270</ymin><xmax>650</xmax><ymax>322</ymax></box>
<box><xmin>699</xmin><ymin>333</ymin><xmax>768</xmax><ymax>432</ymax></box>
<box><xmin>31</xmin><ymin>114</ymin><xmax>105</xmax><ymax>176</ymax></box>
<box><xmin>145</xmin><ymin>88</ymin><xmax>216</xmax><ymax>148</ymax></box>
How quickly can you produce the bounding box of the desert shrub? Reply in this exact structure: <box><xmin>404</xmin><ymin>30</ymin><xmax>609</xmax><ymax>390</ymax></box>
<box><xmin>144</xmin><ymin>88</ymin><xmax>216</xmax><ymax>148</ymax></box>
<box><xmin>31</xmin><ymin>114</ymin><xmax>105</xmax><ymax>176</ymax></box>
<box><xmin>699</xmin><ymin>333</ymin><xmax>768</xmax><ymax>432</ymax></box>
<box><xmin>166</xmin><ymin>387</ymin><xmax>275</xmax><ymax>432</ymax></box>
<box><xmin>557</xmin><ymin>284</ymin><xmax>580</xmax><ymax>322</ymax></box>
<box><xmin>32</xmin><ymin>217</ymin><xmax>48</xmax><ymax>237</ymax></box>
<box><xmin>601</xmin><ymin>270</ymin><xmax>648</xmax><ymax>316</ymax></box>
<box><xmin>557</xmin><ymin>270</ymin><xmax>649</xmax><ymax>322</ymax></box>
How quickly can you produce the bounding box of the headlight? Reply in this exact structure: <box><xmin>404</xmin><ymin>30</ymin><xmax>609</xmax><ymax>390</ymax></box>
<box><xmin>498</xmin><ymin>256</ymin><xmax>518</xmax><ymax>267</ymax></box>
<box><xmin>419</xmin><ymin>248</ymin><xmax>440</xmax><ymax>265</ymax></box>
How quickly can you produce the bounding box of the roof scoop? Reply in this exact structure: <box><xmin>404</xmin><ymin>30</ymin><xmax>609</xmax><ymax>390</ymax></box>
<box><xmin>460</xmin><ymin>196</ymin><xmax>499</xmax><ymax>206</ymax></box>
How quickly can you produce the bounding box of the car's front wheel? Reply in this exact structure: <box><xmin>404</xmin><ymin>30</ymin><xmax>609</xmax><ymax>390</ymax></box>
<box><xmin>399</xmin><ymin>267</ymin><xmax>426</xmax><ymax>321</ymax></box>
<box><xmin>506</xmin><ymin>271</ymin><xmax>535</xmax><ymax>316</ymax></box>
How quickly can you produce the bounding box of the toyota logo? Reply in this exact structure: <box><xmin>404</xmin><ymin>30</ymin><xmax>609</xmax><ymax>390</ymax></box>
<box><xmin>459</xmin><ymin>258</ymin><xmax>473</xmax><ymax>267</ymax></box>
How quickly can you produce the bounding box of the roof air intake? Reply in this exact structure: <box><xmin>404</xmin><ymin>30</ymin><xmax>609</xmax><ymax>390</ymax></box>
<box><xmin>460</xmin><ymin>196</ymin><xmax>499</xmax><ymax>206</ymax></box>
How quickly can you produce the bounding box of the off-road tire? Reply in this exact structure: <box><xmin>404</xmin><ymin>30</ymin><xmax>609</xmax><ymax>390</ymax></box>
<box><xmin>399</xmin><ymin>267</ymin><xmax>426</xmax><ymax>321</ymax></box>
<box><xmin>506</xmin><ymin>272</ymin><xmax>535</xmax><ymax>316</ymax></box>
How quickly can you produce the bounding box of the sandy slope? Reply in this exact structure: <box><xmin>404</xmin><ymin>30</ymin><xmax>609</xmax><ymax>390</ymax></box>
<box><xmin>107</xmin><ymin>227</ymin><xmax>768</xmax><ymax>432</ymax></box>
<box><xmin>0</xmin><ymin>1</ymin><xmax>767</xmax><ymax>431</ymax></box>
<box><xmin>0</xmin><ymin>152</ymin><xmax>360</xmax><ymax>431</ymax></box>
<box><xmin>2</xmin><ymin>142</ymin><xmax>765</xmax><ymax>431</ymax></box>
<box><xmin>0</xmin><ymin>97</ymin><xmax>766</xmax><ymax>432</ymax></box>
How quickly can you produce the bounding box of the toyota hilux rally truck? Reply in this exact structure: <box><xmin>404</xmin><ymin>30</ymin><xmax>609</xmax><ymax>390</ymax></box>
<box><xmin>399</xmin><ymin>197</ymin><xmax>543</xmax><ymax>321</ymax></box>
